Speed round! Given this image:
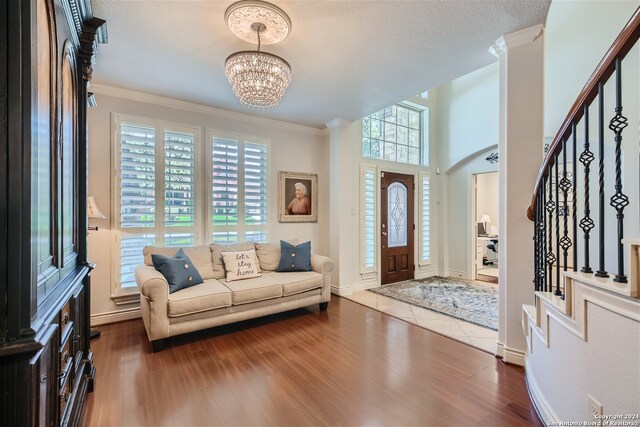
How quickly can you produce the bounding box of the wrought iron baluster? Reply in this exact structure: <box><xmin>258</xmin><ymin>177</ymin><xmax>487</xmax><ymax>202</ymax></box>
<box><xmin>540</xmin><ymin>178</ymin><xmax>549</xmax><ymax>292</ymax></box>
<box><xmin>539</xmin><ymin>190</ymin><xmax>546</xmax><ymax>291</ymax></box>
<box><xmin>609</xmin><ymin>58</ymin><xmax>629</xmax><ymax>283</ymax></box>
<box><xmin>546</xmin><ymin>165</ymin><xmax>556</xmax><ymax>293</ymax></box>
<box><xmin>572</xmin><ymin>123</ymin><xmax>578</xmax><ymax>272</ymax></box>
<box><xmin>596</xmin><ymin>81</ymin><xmax>609</xmax><ymax>278</ymax></box>
<box><xmin>555</xmin><ymin>152</ymin><xmax>561</xmax><ymax>296</ymax></box>
<box><xmin>532</xmin><ymin>187</ymin><xmax>537</xmax><ymax>290</ymax></box>
<box><xmin>559</xmin><ymin>137</ymin><xmax>572</xmax><ymax>299</ymax></box>
<box><xmin>579</xmin><ymin>104</ymin><xmax>595</xmax><ymax>273</ymax></box>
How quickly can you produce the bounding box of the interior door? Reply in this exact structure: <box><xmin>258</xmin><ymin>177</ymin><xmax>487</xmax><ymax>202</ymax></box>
<box><xmin>381</xmin><ymin>172</ymin><xmax>414</xmax><ymax>284</ymax></box>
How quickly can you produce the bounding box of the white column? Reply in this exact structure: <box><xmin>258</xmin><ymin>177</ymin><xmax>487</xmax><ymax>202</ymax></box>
<box><xmin>326</xmin><ymin>118</ymin><xmax>355</xmax><ymax>294</ymax></box>
<box><xmin>491</xmin><ymin>25</ymin><xmax>544</xmax><ymax>365</ymax></box>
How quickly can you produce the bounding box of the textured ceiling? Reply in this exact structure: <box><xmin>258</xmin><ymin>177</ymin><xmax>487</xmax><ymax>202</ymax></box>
<box><xmin>91</xmin><ymin>0</ymin><xmax>550</xmax><ymax>129</ymax></box>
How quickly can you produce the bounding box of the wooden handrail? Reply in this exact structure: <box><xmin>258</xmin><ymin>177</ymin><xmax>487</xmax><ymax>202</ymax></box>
<box><xmin>527</xmin><ymin>6</ymin><xmax>640</xmax><ymax>221</ymax></box>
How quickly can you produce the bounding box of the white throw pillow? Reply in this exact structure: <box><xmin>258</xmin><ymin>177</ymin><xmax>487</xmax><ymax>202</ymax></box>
<box><xmin>221</xmin><ymin>249</ymin><xmax>261</xmax><ymax>282</ymax></box>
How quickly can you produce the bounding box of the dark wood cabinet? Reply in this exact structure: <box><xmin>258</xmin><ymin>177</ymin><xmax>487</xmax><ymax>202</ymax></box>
<box><xmin>0</xmin><ymin>0</ymin><xmax>106</xmax><ymax>425</ymax></box>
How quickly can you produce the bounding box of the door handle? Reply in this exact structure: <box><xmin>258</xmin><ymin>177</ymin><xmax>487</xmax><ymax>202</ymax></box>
<box><xmin>381</xmin><ymin>231</ymin><xmax>387</xmax><ymax>236</ymax></box>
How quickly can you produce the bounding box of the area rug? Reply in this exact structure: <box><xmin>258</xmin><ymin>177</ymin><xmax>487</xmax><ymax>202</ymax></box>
<box><xmin>368</xmin><ymin>276</ymin><xmax>498</xmax><ymax>330</ymax></box>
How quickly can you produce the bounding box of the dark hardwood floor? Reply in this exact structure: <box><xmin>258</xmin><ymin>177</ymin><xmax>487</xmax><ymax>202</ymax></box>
<box><xmin>82</xmin><ymin>296</ymin><xmax>540</xmax><ymax>426</ymax></box>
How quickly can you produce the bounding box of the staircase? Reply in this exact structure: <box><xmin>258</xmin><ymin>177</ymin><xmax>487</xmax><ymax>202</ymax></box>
<box><xmin>523</xmin><ymin>7</ymin><xmax>640</xmax><ymax>424</ymax></box>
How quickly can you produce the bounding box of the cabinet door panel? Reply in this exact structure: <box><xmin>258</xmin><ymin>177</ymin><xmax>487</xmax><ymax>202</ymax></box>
<box><xmin>33</xmin><ymin>0</ymin><xmax>60</xmax><ymax>303</ymax></box>
<box><xmin>60</xmin><ymin>44</ymin><xmax>77</xmax><ymax>276</ymax></box>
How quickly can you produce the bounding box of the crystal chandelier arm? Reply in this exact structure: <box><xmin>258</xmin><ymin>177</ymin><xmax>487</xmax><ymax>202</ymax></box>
<box><xmin>257</xmin><ymin>27</ymin><xmax>261</xmax><ymax>52</ymax></box>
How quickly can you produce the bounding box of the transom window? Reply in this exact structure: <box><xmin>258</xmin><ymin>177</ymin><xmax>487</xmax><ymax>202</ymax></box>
<box><xmin>362</xmin><ymin>104</ymin><xmax>427</xmax><ymax>165</ymax></box>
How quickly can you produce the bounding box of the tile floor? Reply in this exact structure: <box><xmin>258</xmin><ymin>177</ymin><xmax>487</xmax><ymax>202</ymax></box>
<box><xmin>344</xmin><ymin>288</ymin><xmax>498</xmax><ymax>354</ymax></box>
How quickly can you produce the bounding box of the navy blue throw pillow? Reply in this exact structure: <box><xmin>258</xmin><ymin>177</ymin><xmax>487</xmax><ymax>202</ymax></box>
<box><xmin>152</xmin><ymin>248</ymin><xmax>204</xmax><ymax>294</ymax></box>
<box><xmin>276</xmin><ymin>240</ymin><xmax>311</xmax><ymax>272</ymax></box>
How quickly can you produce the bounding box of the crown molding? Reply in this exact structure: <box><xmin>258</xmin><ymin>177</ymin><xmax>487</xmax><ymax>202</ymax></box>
<box><xmin>489</xmin><ymin>24</ymin><xmax>544</xmax><ymax>58</ymax></box>
<box><xmin>325</xmin><ymin>118</ymin><xmax>353</xmax><ymax>130</ymax></box>
<box><xmin>89</xmin><ymin>84</ymin><xmax>327</xmax><ymax>136</ymax></box>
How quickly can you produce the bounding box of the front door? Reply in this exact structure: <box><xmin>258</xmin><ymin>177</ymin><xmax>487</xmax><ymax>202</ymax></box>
<box><xmin>381</xmin><ymin>172</ymin><xmax>415</xmax><ymax>284</ymax></box>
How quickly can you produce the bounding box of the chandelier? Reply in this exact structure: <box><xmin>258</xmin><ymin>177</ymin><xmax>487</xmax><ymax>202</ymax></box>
<box><xmin>224</xmin><ymin>1</ymin><xmax>292</xmax><ymax>108</ymax></box>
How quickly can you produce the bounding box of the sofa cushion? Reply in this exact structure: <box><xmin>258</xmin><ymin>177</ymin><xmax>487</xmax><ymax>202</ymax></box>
<box><xmin>167</xmin><ymin>279</ymin><xmax>232</xmax><ymax>317</ymax></box>
<box><xmin>152</xmin><ymin>249</ymin><xmax>204</xmax><ymax>294</ymax></box>
<box><xmin>221</xmin><ymin>249</ymin><xmax>261</xmax><ymax>282</ymax></box>
<box><xmin>210</xmin><ymin>242</ymin><xmax>256</xmax><ymax>279</ymax></box>
<box><xmin>255</xmin><ymin>239</ymin><xmax>299</xmax><ymax>271</ymax></box>
<box><xmin>219</xmin><ymin>275</ymin><xmax>282</xmax><ymax>305</ymax></box>
<box><xmin>276</xmin><ymin>241</ymin><xmax>312</xmax><ymax>272</ymax></box>
<box><xmin>144</xmin><ymin>245</ymin><xmax>216</xmax><ymax>280</ymax></box>
<box><xmin>269</xmin><ymin>271</ymin><xmax>323</xmax><ymax>296</ymax></box>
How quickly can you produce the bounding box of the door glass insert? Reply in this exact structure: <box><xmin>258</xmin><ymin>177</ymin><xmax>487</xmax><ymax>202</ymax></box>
<box><xmin>388</xmin><ymin>182</ymin><xmax>407</xmax><ymax>247</ymax></box>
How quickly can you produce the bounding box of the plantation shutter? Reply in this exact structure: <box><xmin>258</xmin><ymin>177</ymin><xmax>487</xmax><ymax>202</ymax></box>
<box><xmin>363</xmin><ymin>168</ymin><xmax>376</xmax><ymax>270</ymax></box>
<box><xmin>244</xmin><ymin>142</ymin><xmax>268</xmax><ymax>242</ymax></box>
<box><xmin>421</xmin><ymin>173</ymin><xmax>430</xmax><ymax>262</ymax></box>
<box><xmin>119</xmin><ymin>123</ymin><xmax>157</xmax><ymax>288</ymax></box>
<box><xmin>211</xmin><ymin>137</ymin><xmax>239</xmax><ymax>243</ymax></box>
<box><xmin>164</xmin><ymin>129</ymin><xmax>196</xmax><ymax>247</ymax></box>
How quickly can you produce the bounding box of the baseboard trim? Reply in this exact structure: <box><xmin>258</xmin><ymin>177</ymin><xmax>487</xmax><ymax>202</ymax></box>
<box><xmin>331</xmin><ymin>284</ymin><xmax>352</xmax><ymax>296</ymax></box>
<box><xmin>496</xmin><ymin>340</ymin><xmax>506</xmax><ymax>359</ymax></box>
<box><xmin>446</xmin><ymin>269</ymin><xmax>468</xmax><ymax>280</ymax></box>
<box><xmin>525</xmin><ymin>360</ymin><xmax>559</xmax><ymax>425</ymax></box>
<box><xmin>503</xmin><ymin>346</ymin><xmax>526</xmax><ymax>366</ymax></box>
<box><xmin>91</xmin><ymin>307</ymin><xmax>141</xmax><ymax>326</ymax></box>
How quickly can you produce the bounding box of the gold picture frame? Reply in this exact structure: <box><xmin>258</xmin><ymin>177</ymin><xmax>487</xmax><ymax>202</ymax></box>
<box><xmin>278</xmin><ymin>171</ymin><xmax>318</xmax><ymax>223</ymax></box>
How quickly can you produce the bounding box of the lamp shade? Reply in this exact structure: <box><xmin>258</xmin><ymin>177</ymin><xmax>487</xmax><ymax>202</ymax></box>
<box><xmin>480</xmin><ymin>214</ymin><xmax>491</xmax><ymax>224</ymax></box>
<box><xmin>87</xmin><ymin>196</ymin><xmax>106</xmax><ymax>219</ymax></box>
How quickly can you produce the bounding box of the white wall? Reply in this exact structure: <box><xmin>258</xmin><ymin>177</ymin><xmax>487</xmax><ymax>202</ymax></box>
<box><xmin>544</xmin><ymin>0</ymin><xmax>639</xmax><ymax>138</ymax></box>
<box><xmin>437</xmin><ymin>63</ymin><xmax>499</xmax><ymax>171</ymax></box>
<box><xmin>434</xmin><ymin>63</ymin><xmax>500</xmax><ymax>278</ymax></box>
<box><xmin>87</xmin><ymin>89</ymin><xmax>329</xmax><ymax>321</ymax></box>
<box><xmin>476</xmin><ymin>172</ymin><xmax>499</xmax><ymax>234</ymax></box>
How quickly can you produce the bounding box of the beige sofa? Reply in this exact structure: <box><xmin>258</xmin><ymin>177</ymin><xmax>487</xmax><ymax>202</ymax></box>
<box><xmin>135</xmin><ymin>242</ymin><xmax>333</xmax><ymax>352</ymax></box>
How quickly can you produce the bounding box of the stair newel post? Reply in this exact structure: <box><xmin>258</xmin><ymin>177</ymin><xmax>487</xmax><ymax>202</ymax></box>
<box><xmin>595</xmin><ymin>80</ymin><xmax>610</xmax><ymax>278</ymax></box>
<box><xmin>579</xmin><ymin>103</ymin><xmax>594</xmax><ymax>273</ymax></box>
<box><xmin>546</xmin><ymin>163</ymin><xmax>556</xmax><ymax>293</ymax></box>
<box><xmin>609</xmin><ymin>57</ymin><xmax>629</xmax><ymax>283</ymax></box>
<box><xmin>554</xmin><ymin>151</ymin><xmax>562</xmax><ymax>296</ymax></box>
<box><xmin>572</xmin><ymin>123</ymin><xmax>578</xmax><ymax>272</ymax></box>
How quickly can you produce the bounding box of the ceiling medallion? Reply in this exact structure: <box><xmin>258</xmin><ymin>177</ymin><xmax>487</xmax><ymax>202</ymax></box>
<box><xmin>224</xmin><ymin>0</ymin><xmax>292</xmax><ymax>108</ymax></box>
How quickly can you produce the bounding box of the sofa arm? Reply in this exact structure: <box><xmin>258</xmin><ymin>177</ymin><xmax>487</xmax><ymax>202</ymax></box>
<box><xmin>311</xmin><ymin>254</ymin><xmax>334</xmax><ymax>303</ymax></box>
<box><xmin>135</xmin><ymin>265</ymin><xmax>170</xmax><ymax>342</ymax></box>
<box><xmin>135</xmin><ymin>265</ymin><xmax>169</xmax><ymax>302</ymax></box>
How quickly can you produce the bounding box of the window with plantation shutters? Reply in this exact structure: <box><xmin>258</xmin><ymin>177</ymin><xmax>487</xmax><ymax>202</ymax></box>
<box><xmin>361</xmin><ymin>165</ymin><xmax>377</xmax><ymax>272</ymax></box>
<box><xmin>420</xmin><ymin>172</ymin><xmax>431</xmax><ymax>264</ymax></box>
<box><xmin>209</xmin><ymin>134</ymin><xmax>268</xmax><ymax>244</ymax></box>
<box><xmin>114</xmin><ymin>117</ymin><xmax>198</xmax><ymax>291</ymax></box>
<box><xmin>112</xmin><ymin>117</ymin><xmax>269</xmax><ymax>297</ymax></box>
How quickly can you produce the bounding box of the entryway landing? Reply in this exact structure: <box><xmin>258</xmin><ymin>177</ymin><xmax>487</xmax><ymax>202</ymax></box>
<box><xmin>344</xmin><ymin>289</ymin><xmax>498</xmax><ymax>354</ymax></box>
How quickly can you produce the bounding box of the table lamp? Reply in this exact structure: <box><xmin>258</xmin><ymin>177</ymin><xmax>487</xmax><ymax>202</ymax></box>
<box><xmin>480</xmin><ymin>214</ymin><xmax>491</xmax><ymax>236</ymax></box>
<box><xmin>87</xmin><ymin>196</ymin><xmax>105</xmax><ymax>339</ymax></box>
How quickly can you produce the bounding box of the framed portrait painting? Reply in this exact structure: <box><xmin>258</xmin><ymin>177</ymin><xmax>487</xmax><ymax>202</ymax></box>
<box><xmin>278</xmin><ymin>171</ymin><xmax>318</xmax><ymax>223</ymax></box>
